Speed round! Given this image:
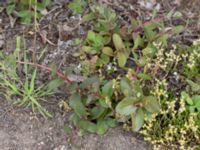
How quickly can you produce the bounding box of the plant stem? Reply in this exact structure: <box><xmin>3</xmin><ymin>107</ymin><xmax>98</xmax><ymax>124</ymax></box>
<box><xmin>16</xmin><ymin>61</ymin><xmax>72</xmax><ymax>83</ymax></box>
<box><xmin>32</xmin><ymin>0</ymin><xmax>38</xmax><ymax>63</ymax></box>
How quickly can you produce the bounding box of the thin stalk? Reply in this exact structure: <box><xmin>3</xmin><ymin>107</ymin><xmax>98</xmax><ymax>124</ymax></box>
<box><xmin>32</xmin><ymin>0</ymin><xmax>39</xmax><ymax>63</ymax></box>
<box><xmin>16</xmin><ymin>61</ymin><xmax>72</xmax><ymax>83</ymax></box>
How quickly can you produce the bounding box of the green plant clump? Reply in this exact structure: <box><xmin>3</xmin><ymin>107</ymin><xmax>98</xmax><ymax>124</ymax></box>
<box><xmin>0</xmin><ymin>36</ymin><xmax>63</xmax><ymax>118</ymax></box>
<box><xmin>6</xmin><ymin>0</ymin><xmax>50</xmax><ymax>24</ymax></box>
<box><xmin>70</xmin><ymin>4</ymin><xmax>175</xmax><ymax>134</ymax></box>
<box><xmin>67</xmin><ymin>2</ymin><xmax>200</xmax><ymax>149</ymax></box>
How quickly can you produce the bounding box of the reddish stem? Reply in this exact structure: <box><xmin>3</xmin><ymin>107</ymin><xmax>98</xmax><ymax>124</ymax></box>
<box><xmin>133</xmin><ymin>66</ymin><xmax>141</xmax><ymax>80</ymax></box>
<box><xmin>16</xmin><ymin>61</ymin><xmax>72</xmax><ymax>83</ymax></box>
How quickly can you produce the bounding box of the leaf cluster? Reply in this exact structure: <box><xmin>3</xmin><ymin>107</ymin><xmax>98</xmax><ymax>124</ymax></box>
<box><xmin>69</xmin><ymin>4</ymin><xmax>184</xmax><ymax>134</ymax></box>
<box><xmin>6</xmin><ymin>0</ymin><xmax>50</xmax><ymax>24</ymax></box>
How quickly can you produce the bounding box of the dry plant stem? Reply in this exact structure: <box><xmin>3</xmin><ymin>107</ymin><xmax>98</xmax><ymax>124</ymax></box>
<box><xmin>33</xmin><ymin>0</ymin><xmax>38</xmax><ymax>63</ymax></box>
<box><xmin>16</xmin><ymin>61</ymin><xmax>72</xmax><ymax>83</ymax></box>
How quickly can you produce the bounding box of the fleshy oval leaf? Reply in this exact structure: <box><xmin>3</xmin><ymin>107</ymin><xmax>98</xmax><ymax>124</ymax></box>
<box><xmin>116</xmin><ymin>97</ymin><xmax>138</xmax><ymax>116</ymax></box>
<box><xmin>117</xmin><ymin>52</ymin><xmax>127</xmax><ymax>67</ymax></box>
<box><xmin>120</xmin><ymin>78</ymin><xmax>132</xmax><ymax>96</ymax></box>
<box><xmin>131</xmin><ymin>108</ymin><xmax>144</xmax><ymax>132</ymax></box>
<box><xmin>102</xmin><ymin>80</ymin><xmax>114</xmax><ymax>97</ymax></box>
<box><xmin>102</xmin><ymin>47</ymin><xmax>114</xmax><ymax>56</ymax></box>
<box><xmin>112</xmin><ymin>33</ymin><xmax>125</xmax><ymax>50</ymax></box>
<box><xmin>69</xmin><ymin>94</ymin><xmax>87</xmax><ymax>118</ymax></box>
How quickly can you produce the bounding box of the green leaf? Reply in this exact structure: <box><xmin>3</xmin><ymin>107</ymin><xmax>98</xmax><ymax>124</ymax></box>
<box><xmin>3</xmin><ymin>79</ymin><xmax>20</xmax><ymax>95</ymax></box>
<box><xmin>96</xmin><ymin>57</ymin><xmax>105</xmax><ymax>67</ymax></box>
<box><xmin>69</xmin><ymin>113</ymin><xmax>80</xmax><ymax>126</ymax></box>
<box><xmin>87</xmin><ymin>31</ymin><xmax>96</xmax><ymax>42</ymax></box>
<box><xmin>105</xmin><ymin>118</ymin><xmax>116</xmax><ymax>128</ymax></box>
<box><xmin>68</xmin><ymin>0</ymin><xmax>86</xmax><ymax>14</ymax></box>
<box><xmin>37</xmin><ymin>2</ymin><xmax>50</xmax><ymax>10</ymax></box>
<box><xmin>29</xmin><ymin>69</ymin><xmax>37</xmax><ymax>95</ymax></box>
<box><xmin>192</xmin><ymin>95</ymin><xmax>200</xmax><ymax>111</ymax></box>
<box><xmin>86</xmin><ymin>31</ymin><xmax>104</xmax><ymax>49</ymax></box>
<box><xmin>41</xmin><ymin>0</ymin><xmax>51</xmax><ymax>8</ymax></box>
<box><xmin>97</xmin><ymin>120</ymin><xmax>109</xmax><ymax>135</ymax></box>
<box><xmin>74</xmin><ymin>38</ymin><xmax>82</xmax><ymax>45</ymax></box>
<box><xmin>102</xmin><ymin>80</ymin><xmax>113</xmax><ymax>97</ymax></box>
<box><xmin>102</xmin><ymin>47</ymin><xmax>114</xmax><ymax>56</ymax></box>
<box><xmin>43</xmin><ymin>78</ymin><xmax>63</xmax><ymax>95</ymax></box>
<box><xmin>80</xmin><ymin>76</ymin><xmax>99</xmax><ymax>89</ymax></box>
<box><xmin>79</xmin><ymin>121</ymin><xmax>97</xmax><ymax>133</ymax></box>
<box><xmin>96</xmin><ymin>54</ymin><xmax>110</xmax><ymax>66</ymax></box>
<box><xmin>81</xmin><ymin>46</ymin><xmax>93</xmax><ymax>53</ymax></box>
<box><xmin>100</xmin><ymin>54</ymin><xmax>110</xmax><ymax>64</ymax></box>
<box><xmin>112</xmin><ymin>33</ymin><xmax>125</xmax><ymax>50</ymax></box>
<box><xmin>99</xmin><ymin>99</ymin><xmax>109</xmax><ymax>108</ymax></box>
<box><xmin>172</xmin><ymin>25</ymin><xmax>184</xmax><ymax>34</ymax></box>
<box><xmin>21</xmin><ymin>16</ymin><xmax>32</xmax><ymax>24</ymax></box>
<box><xmin>173</xmin><ymin>11</ymin><xmax>182</xmax><ymax>18</ymax></box>
<box><xmin>131</xmin><ymin>18</ymin><xmax>139</xmax><ymax>30</ymax></box>
<box><xmin>181</xmin><ymin>91</ymin><xmax>193</xmax><ymax>105</ymax></box>
<box><xmin>132</xmin><ymin>33</ymin><xmax>142</xmax><ymax>49</ymax></box>
<box><xmin>144</xmin><ymin>26</ymin><xmax>157</xmax><ymax>41</ymax></box>
<box><xmin>137</xmin><ymin>57</ymin><xmax>147</xmax><ymax>66</ymax></box>
<box><xmin>69</xmin><ymin>94</ymin><xmax>87</xmax><ymax>118</ymax></box>
<box><xmin>103</xmin><ymin>36</ymin><xmax>112</xmax><ymax>45</ymax></box>
<box><xmin>94</xmin><ymin>35</ymin><xmax>104</xmax><ymax>48</ymax></box>
<box><xmin>19</xmin><ymin>0</ymin><xmax>30</xmax><ymax>5</ymax></box>
<box><xmin>17</xmin><ymin>10</ymin><xmax>33</xmax><ymax>24</ymax></box>
<box><xmin>116</xmin><ymin>97</ymin><xmax>138</xmax><ymax>116</ymax></box>
<box><xmin>117</xmin><ymin>52</ymin><xmax>127</xmax><ymax>67</ymax></box>
<box><xmin>186</xmin><ymin>79</ymin><xmax>200</xmax><ymax>92</ymax></box>
<box><xmin>17</xmin><ymin>10</ymin><xmax>32</xmax><ymax>18</ymax></box>
<box><xmin>137</xmin><ymin>73</ymin><xmax>152</xmax><ymax>80</ymax></box>
<box><xmin>142</xmin><ymin>44</ymin><xmax>157</xmax><ymax>58</ymax></box>
<box><xmin>0</xmin><ymin>51</ymin><xmax>4</xmax><ymax>59</ymax></box>
<box><xmin>91</xmin><ymin>107</ymin><xmax>106</xmax><ymax>120</ymax></box>
<box><xmin>29</xmin><ymin>96</ymin><xmax>53</xmax><ymax>118</ymax></box>
<box><xmin>166</xmin><ymin>9</ymin><xmax>174</xmax><ymax>18</ymax></box>
<box><xmin>192</xmin><ymin>95</ymin><xmax>200</xmax><ymax>104</ymax></box>
<box><xmin>157</xmin><ymin>34</ymin><xmax>168</xmax><ymax>46</ymax></box>
<box><xmin>131</xmin><ymin>108</ymin><xmax>144</xmax><ymax>132</ymax></box>
<box><xmin>63</xmin><ymin>125</ymin><xmax>72</xmax><ymax>134</ymax></box>
<box><xmin>83</xmin><ymin>12</ymin><xmax>96</xmax><ymax>22</ymax></box>
<box><xmin>189</xmin><ymin>106</ymin><xmax>195</xmax><ymax>113</ymax></box>
<box><xmin>120</xmin><ymin>78</ymin><xmax>132</xmax><ymax>96</ymax></box>
<box><xmin>143</xmin><ymin>96</ymin><xmax>160</xmax><ymax>113</ymax></box>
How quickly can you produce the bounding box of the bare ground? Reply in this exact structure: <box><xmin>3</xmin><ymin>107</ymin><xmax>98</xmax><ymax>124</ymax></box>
<box><xmin>0</xmin><ymin>98</ymin><xmax>150</xmax><ymax>150</ymax></box>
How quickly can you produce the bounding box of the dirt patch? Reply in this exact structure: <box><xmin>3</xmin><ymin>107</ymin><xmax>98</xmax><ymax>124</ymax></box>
<box><xmin>71</xmin><ymin>128</ymin><xmax>150</xmax><ymax>150</ymax></box>
<box><xmin>0</xmin><ymin>98</ymin><xmax>67</xmax><ymax>150</ymax></box>
<box><xmin>0</xmin><ymin>98</ymin><xmax>150</xmax><ymax>150</ymax></box>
